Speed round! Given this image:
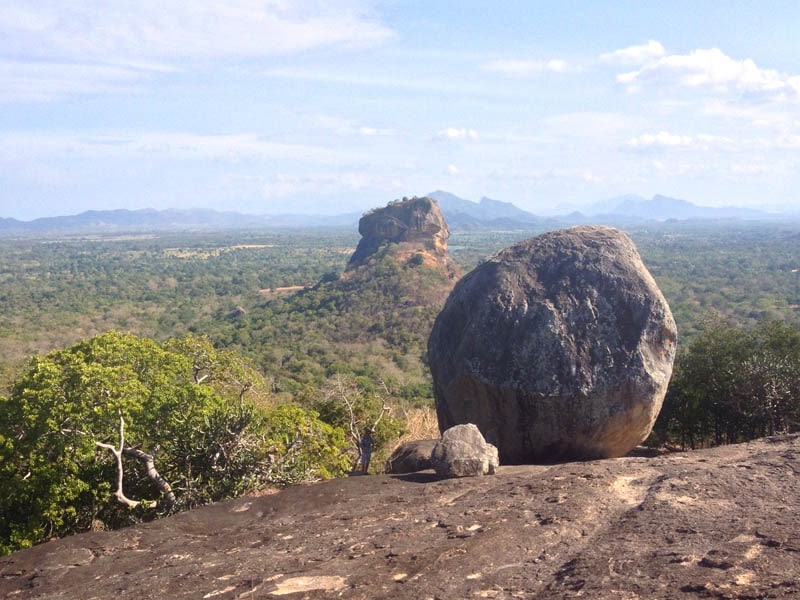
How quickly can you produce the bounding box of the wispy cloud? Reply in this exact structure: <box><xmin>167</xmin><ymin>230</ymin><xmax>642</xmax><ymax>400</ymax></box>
<box><xmin>0</xmin><ymin>59</ymin><xmax>174</xmax><ymax>102</ymax></box>
<box><xmin>0</xmin><ymin>131</ymin><xmax>345</xmax><ymax>163</ymax></box>
<box><xmin>626</xmin><ymin>131</ymin><xmax>692</xmax><ymax>149</ymax></box>
<box><xmin>599</xmin><ymin>40</ymin><xmax>665</xmax><ymax>65</ymax></box>
<box><xmin>481</xmin><ymin>58</ymin><xmax>568</xmax><ymax>78</ymax></box>
<box><xmin>255</xmin><ymin>170</ymin><xmax>402</xmax><ymax>199</ymax></box>
<box><xmin>618</xmin><ymin>48</ymin><xmax>800</xmax><ymax>101</ymax></box>
<box><xmin>626</xmin><ymin>131</ymin><xmax>741</xmax><ymax>154</ymax></box>
<box><xmin>0</xmin><ymin>1</ymin><xmax>394</xmax><ymax>61</ymax></box>
<box><xmin>0</xmin><ymin>1</ymin><xmax>394</xmax><ymax>102</ymax></box>
<box><xmin>483</xmin><ymin>41</ymin><xmax>662</xmax><ymax>80</ymax></box>
<box><xmin>435</xmin><ymin>127</ymin><xmax>479</xmax><ymax>141</ymax></box>
<box><xmin>294</xmin><ymin>113</ymin><xmax>397</xmax><ymax>138</ymax></box>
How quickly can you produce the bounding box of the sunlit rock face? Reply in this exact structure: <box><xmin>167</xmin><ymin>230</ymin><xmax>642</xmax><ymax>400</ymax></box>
<box><xmin>346</xmin><ymin>197</ymin><xmax>453</xmax><ymax>273</ymax></box>
<box><xmin>428</xmin><ymin>225</ymin><xmax>677</xmax><ymax>463</ymax></box>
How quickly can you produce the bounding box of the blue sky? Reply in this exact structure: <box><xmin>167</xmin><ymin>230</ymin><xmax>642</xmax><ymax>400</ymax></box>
<box><xmin>2</xmin><ymin>1</ymin><xmax>800</xmax><ymax>220</ymax></box>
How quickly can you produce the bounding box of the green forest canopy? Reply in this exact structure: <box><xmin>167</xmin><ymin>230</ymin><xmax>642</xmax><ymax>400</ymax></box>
<box><xmin>0</xmin><ymin>220</ymin><xmax>799</xmax><ymax>552</ymax></box>
<box><xmin>0</xmin><ymin>332</ymin><xmax>351</xmax><ymax>554</ymax></box>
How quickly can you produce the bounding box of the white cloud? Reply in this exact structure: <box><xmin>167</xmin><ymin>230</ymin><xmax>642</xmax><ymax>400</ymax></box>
<box><xmin>0</xmin><ymin>131</ymin><xmax>344</xmax><ymax>163</ymax></box>
<box><xmin>618</xmin><ymin>48</ymin><xmax>800</xmax><ymax>101</ymax></box>
<box><xmin>0</xmin><ymin>1</ymin><xmax>394</xmax><ymax>101</ymax></box>
<box><xmin>435</xmin><ymin>127</ymin><xmax>478</xmax><ymax>141</ymax></box>
<box><xmin>626</xmin><ymin>131</ymin><xmax>693</xmax><ymax>149</ymax></box>
<box><xmin>481</xmin><ymin>58</ymin><xmax>567</xmax><ymax>77</ymax></box>
<box><xmin>0</xmin><ymin>1</ymin><xmax>394</xmax><ymax>61</ymax></box>
<box><xmin>599</xmin><ymin>40</ymin><xmax>665</xmax><ymax>65</ymax></box>
<box><xmin>295</xmin><ymin>114</ymin><xmax>395</xmax><ymax>138</ymax></box>
<box><xmin>447</xmin><ymin>164</ymin><xmax>460</xmax><ymax>175</ymax></box>
<box><xmin>0</xmin><ymin>59</ymin><xmax>174</xmax><ymax>102</ymax></box>
<box><xmin>355</xmin><ymin>126</ymin><xmax>395</xmax><ymax>137</ymax></box>
<box><xmin>263</xmin><ymin>66</ymin><xmax>517</xmax><ymax>99</ymax></box>
<box><xmin>534</xmin><ymin>111</ymin><xmax>648</xmax><ymax>143</ymax></box>
<box><xmin>258</xmin><ymin>171</ymin><xmax>392</xmax><ymax>199</ymax></box>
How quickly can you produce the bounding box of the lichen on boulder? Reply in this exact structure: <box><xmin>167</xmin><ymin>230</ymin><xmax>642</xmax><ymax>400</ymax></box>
<box><xmin>428</xmin><ymin>225</ymin><xmax>677</xmax><ymax>463</ymax></box>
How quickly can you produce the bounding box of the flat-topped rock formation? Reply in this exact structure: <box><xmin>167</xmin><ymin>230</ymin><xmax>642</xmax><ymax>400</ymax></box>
<box><xmin>346</xmin><ymin>196</ymin><xmax>457</xmax><ymax>277</ymax></box>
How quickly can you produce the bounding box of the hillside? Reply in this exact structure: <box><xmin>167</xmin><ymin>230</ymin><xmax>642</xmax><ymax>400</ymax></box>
<box><xmin>218</xmin><ymin>197</ymin><xmax>459</xmax><ymax>396</ymax></box>
<box><xmin>3</xmin><ymin>435</ymin><xmax>799</xmax><ymax>599</ymax></box>
<box><xmin>427</xmin><ymin>190</ymin><xmax>544</xmax><ymax>229</ymax></box>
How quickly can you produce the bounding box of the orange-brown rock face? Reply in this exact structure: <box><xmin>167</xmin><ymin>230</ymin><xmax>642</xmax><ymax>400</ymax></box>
<box><xmin>346</xmin><ymin>197</ymin><xmax>454</xmax><ymax>274</ymax></box>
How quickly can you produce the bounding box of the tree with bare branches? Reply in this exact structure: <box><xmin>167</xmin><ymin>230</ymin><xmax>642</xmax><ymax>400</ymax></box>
<box><xmin>0</xmin><ymin>332</ymin><xmax>349</xmax><ymax>554</ymax></box>
<box><xmin>314</xmin><ymin>374</ymin><xmax>405</xmax><ymax>474</ymax></box>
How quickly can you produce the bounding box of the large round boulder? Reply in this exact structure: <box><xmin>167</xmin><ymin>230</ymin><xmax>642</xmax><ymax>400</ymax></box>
<box><xmin>428</xmin><ymin>225</ymin><xmax>677</xmax><ymax>463</ymax></box>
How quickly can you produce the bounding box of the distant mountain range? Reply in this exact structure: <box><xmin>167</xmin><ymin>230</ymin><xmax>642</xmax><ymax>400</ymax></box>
<box><xmin>584</xmin><ymin>194</ymin><xmax>769</xmax><ymax>221</ymax></box>
<box><xmin>427</xmin><ymin>190</ymin><xmax>543</xmax><ymax>229</ymax></box>
<box><xmin>0</xmin><ymin>208</ymin><xmax>362</xmax><ymax>235</ymax></box>
<box><xmin>0</xmin><ymin>193</ymin><xmax>791</xmax><ymax>236</ymax></box>
<box><xmin>430</xmin><ymin>191</ymin><xmax>776</xmax><ymax>225</ymax></box>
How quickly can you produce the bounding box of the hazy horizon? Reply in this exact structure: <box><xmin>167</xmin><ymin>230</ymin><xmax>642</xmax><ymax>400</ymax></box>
<box><xmin>2</xmin><ymin>2</ymin><xmax>800</xmax><ymax>220</ymax></box>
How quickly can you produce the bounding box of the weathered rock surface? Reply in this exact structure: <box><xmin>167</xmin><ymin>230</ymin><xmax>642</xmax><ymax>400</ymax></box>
<box><xmin>428</xmin><ymin>225</ymin><xmax>677</xmax><ymax>463</ymax></box>
<box><xmin>346</xmin><ymin>196</ymin><xmax>456</xmax><ymax>275</ymax></box>
<box><xmin>384</xmin><ymin>439</ymin><xmax>437</xmax><ymax>474</ymax></box>
<box><xmin>431</xmin><ymin>424</ymin><xmax>499</xmax><ymax>478</ymax></box>
<box><xmin>3</xmin><ymin>436</ymin><xmax>800</xmax><ymax>599</ymax></box>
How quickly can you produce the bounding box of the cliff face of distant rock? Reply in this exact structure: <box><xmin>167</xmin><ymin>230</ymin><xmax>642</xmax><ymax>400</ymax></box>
<box><xmin>346</xmin><ymin>197</ymin><xmax>457</xmax><ymax>277</ymax></box>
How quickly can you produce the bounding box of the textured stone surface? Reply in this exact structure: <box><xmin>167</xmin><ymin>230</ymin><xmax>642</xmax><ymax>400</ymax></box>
<box><xmin>384</xmin><ymin>439</ymin><xmax>437</xmax><ymax>474</ymax></box>
<box><xmin>346</xmin><ymin>196</ymin><xmax>453</xmax><ymax>272</ymax></box>
<box><xmin>431</xmin><ymin>424</ymin><xmax>499</xmax><ymax>478</ymax></box>
<box><xmin>428</xmin><ymin>225</ymin><xmax>677</xmax><ymax>463</ymax></box>
<box><xmin>3</xmin><ymin>436</ymin><xmax>800</xmax><ymax>600</ymax></box>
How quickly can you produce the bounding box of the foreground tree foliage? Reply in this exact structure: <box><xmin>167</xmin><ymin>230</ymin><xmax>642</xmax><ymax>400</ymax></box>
<box><xmin>652</xmin><ymin>321</ymin><xmax>800</xmax><ymax>448</ymax></box>
<box><xmin>0</xmin><ymin>332</ymin><xmax>349</xmax><ymax>554</ymax></box>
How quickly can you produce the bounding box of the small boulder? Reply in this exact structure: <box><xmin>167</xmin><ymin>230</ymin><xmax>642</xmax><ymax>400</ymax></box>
<box><xmin>431</xmin><ymin>424</ymin><xmax>499</xmax><ymax>478</ymax></box>
<box><xmin>384</xmin><ymin>439</ymin><xmax>438</xmax><ymax>474</ymax></box>
<box><xmin>428</xmin><ymin>225</ymin><xmax>677</xmax><ymax>463</ymax></box>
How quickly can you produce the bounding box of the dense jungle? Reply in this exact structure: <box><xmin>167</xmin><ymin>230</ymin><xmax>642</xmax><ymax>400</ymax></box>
<box><xmin>1</xmin><ymin>219</ymin><xmax>799</xmax><ymax>552</ymax></box>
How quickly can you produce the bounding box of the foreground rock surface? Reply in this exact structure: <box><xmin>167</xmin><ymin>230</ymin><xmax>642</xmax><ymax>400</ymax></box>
<box><xmin>431</xmin><ymin>424</ymin><xmax>499</xmax><ymax>478</ymax></box>
<box><xmin>3</xmin><ymin>436</ymin><xmax>800</xmax><ymax>599</ymax></box>
<box><xmin>429</xmin><ymin>225</ymin><xmax>677</xmax><ymax>463</ymax></box>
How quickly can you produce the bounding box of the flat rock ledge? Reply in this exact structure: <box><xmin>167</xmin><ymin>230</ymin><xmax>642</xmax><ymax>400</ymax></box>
<box><xmin>2</xmin><ymin>435</ymin><xmax>800</xmax><ymax>599</ymax></box>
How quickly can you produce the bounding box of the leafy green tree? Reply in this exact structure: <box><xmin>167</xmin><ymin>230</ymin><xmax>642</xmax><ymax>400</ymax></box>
<box><xmin>259</xmin><ymin>404</ymin><xmax>350</xmax><ymax>484</ymax></box>
<box><xmin>652</xmin><ymin>321</ymin><xmax>800</xmax><ymax>448</ymax></box>
<box><xmin>0</xmin><ymin>332</ymin><xmax>349</xmax><ymax>554</ymax></box>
